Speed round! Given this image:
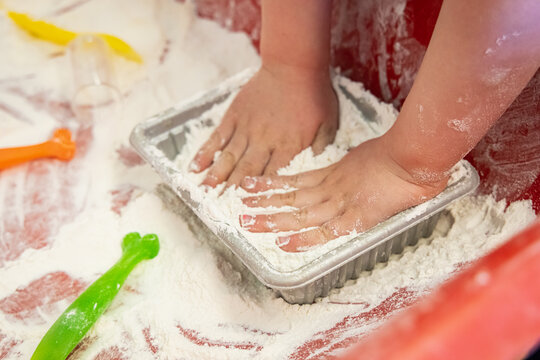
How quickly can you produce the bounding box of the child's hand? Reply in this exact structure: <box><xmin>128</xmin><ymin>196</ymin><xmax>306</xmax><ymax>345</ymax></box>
<box><xmin>190</xmin><ymin>65</ymin><xmax>338</xmax><ymax>188</ymax></box>
<box><xmin>238</xmin><ymin>137</ymin><xmax>448</xmax><ymax>252</ymax></box>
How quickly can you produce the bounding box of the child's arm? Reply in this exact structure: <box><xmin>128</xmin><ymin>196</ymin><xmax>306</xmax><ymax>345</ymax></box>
<box><xmin>190</xmin><ymin>0</ymin><xmax>337</xmax><ymax>188</ymax></box>
<box><xmin>261</xmin><ymin>0</ymin><xmax>331</xmax><ymax>73</ymax></box>
<box><xmin>239</xmin><ymin>0</ymin><xmax>540</xmax><ymax>252</ymax></box>
<box><xmin>384</xmin><ymin>0</ymin><xmax>540</xmax><ymax>180</ymax></box>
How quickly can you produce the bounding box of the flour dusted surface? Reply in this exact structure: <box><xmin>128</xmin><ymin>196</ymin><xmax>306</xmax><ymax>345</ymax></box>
<box><xmin>1</xmin><ymin>189</ymin><xmax>534</xmax><ymax>359</ymax></box>
<box><xmin>0</xmin><ymin>1</ymin><xmax>537</xmax><ymax>359</ymax></box>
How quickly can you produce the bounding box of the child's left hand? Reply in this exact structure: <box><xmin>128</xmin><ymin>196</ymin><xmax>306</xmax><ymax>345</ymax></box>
<box><xmin>238</xmin><ymin>137</ymin><xmax>448</xmax><ymax>252</ymax></box>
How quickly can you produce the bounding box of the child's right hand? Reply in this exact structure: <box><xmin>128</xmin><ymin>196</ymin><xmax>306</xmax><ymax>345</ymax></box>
<box><xmin>190</xmin><ymin>64</ymin><xmax>338</xmax><ymax>188</ymax></box>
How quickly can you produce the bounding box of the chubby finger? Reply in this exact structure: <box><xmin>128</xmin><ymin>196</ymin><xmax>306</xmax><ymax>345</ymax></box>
<box><xmin>240</xmin><ymin>199</ymin><xmax>344</xmax><ymax>233</ymax></box>
<box><xmin>202</xmin><ymin>134</ymin><xmax>247</xmax><ymax>187</ymax></box>
<box><xmin>264</xmin><ymin>149</ymin><xmax>296</xmax><ymax>175</ymax></box>
<box><xmin>276</xmin><ymin>208</ymin><xmax>365</xmax><ymax>252</ymax></box>
<box><xmin>242</xmin><ymin>187</ymin><xmax>327</xmax><ymax>208</ymax></box>
<box><xmin>240</xmin><ymin>166</ymin><xmax>333</xmax><ymax>193</ymax></box>
<box><xmin>225</xmin><ymin>146</ymin><xmax>271</xmax><ymax>188</ymax></box>
<box><xmin>190</xmin><ymin>123</ymin><xmax>234</xmax><ymax>172</ymax></box>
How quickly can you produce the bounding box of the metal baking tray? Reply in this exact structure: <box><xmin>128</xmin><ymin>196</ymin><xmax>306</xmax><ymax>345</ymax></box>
<box><xmin>130</xmin><ymin>74</ymin><xmax>480</xmax><ymax>304</ymax></box>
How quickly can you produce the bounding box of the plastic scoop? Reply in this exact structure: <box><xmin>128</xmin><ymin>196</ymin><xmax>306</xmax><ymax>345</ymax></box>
<box><xmin>31</xmin><ymin>232</ymin><xmax>160</xmax><ymax>360</ymax></box>
<box><xmin>6</xmin><ymin>11</ymin><xmax>143</xmax><ymax>63</ymax></box>
<box><xmin>0</xmin><ymin>128</ymin><xmax>76</xmax><ymax>170</ymax></box>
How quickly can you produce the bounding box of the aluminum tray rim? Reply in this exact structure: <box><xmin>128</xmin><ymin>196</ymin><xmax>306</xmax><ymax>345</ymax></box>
<box><xmin>130</xmin><ymin>78</ymin><xmax>480</xmax><ymax>291</ymax></box>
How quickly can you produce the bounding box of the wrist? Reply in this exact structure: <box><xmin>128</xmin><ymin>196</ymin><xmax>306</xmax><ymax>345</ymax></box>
<box><xmin>377</xmin><ymin>134</ymin><xmax>450</xmax><ymax>190</ymax></box>
<box><xmin>260</xmin><ymin>57</ymin><xmax>331</xmax><ymax>87</ymax></box>
<box><xmin>260</xmin><ymin>0</ymin><xmax>332</xmax><ymax>81</ymax></box>
<box><xmin>261</xmin><ymin>48</ymin><xmax>330</xmax><ymax>72</ymax></box>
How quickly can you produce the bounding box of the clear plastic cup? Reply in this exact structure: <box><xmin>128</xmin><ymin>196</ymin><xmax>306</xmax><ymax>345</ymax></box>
<box><xmin>68</xmin><ymin>34</ymin><xmax>122</xmax><ymax>124</ymax></box>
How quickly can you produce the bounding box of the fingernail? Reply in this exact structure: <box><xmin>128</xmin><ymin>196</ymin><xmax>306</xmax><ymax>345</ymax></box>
<box><xmin>239</xmin><ymin>214</ymin><xmax>256</xmax><ymax>228</ymax></box>
<box><xmin>202</xmin><ymin>173</ymin><xmax>218</xmax><ymax>187</ymax></box>
<box><xmin>243</xmin><ymin>176</ymin><xmax>256</xmax><ymax>189</ymax></box>
<box><xmin>266</xmin><ymin>221</ymin><xmax>277</xmax><ymax>232</ymax></box>
<box><xmin>242</xmin><ymin>197</ymin><xmax>259</xmax><ymax>206</ymax></box>
<box><xmin>276</xmin><ymin>236</ymin><xmax>290</xmax><ymax>247</ymax></box>
<box><xmin>200</xmin><ymin>184</ymin><xmax>212</xmax><ymax>192</ymax></box>
<box><xmin>189</xmin><ymin>161</ymin><xmax>200</xmax><ymax>172</ymax></box>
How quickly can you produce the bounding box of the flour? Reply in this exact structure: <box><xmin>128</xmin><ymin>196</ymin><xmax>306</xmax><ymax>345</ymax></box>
<box><xmin>172</xmin><ymin>73</ymin><xmax>470</xmax><ymax>271</ymax></box>
<box><xmin>0</xmin><ymin>1</ymin><xmax>537</xmax><ymax>359</ymax></box>
<box><xmin>1</xmin><ymin>187</ymin><xmax>535</xmax><ymax>359</ymax></box>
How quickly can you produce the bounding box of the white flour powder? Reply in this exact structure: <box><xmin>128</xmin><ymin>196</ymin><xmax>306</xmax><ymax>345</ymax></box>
<box><xmin>0</xmin><ymin>190</ymin><xmax>534</xmax><ymax>359</ymax></box>
<box><xmin>0</xmin><ymin>1</ymin><xmax>537</xmax><ymax>359</ymax></box>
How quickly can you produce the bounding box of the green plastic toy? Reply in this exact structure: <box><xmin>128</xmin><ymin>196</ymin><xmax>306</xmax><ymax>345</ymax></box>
<box><xmin>31</xmin><ymin>232</ymin><xmax>160</xmax><ymax>360</ymax></box>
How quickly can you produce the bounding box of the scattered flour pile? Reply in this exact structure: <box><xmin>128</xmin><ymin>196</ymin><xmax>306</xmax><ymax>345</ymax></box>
<box><xmin>0</xmin><ymin>1</ymin><xmax>537</xmax><ymax>359</ymax></box>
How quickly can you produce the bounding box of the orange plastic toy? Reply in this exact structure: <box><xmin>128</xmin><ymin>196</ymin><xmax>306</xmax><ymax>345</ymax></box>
<box><xmin>0</xmin><ymin>128</ymin><xmax>76</xmax><ymax>170</ymax></box>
